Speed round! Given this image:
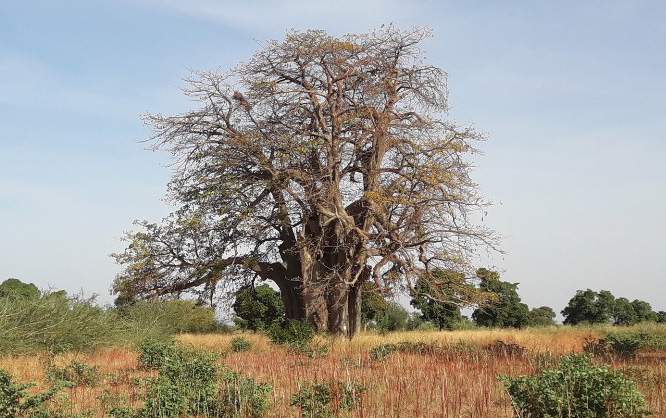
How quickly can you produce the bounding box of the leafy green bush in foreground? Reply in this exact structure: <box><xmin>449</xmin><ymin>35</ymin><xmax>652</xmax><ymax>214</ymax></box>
<box><xmin>112</xmin><ymin>340</ymin><xmax>271</xmax><ymax>418</ymax></box>
<box><xmin>502</xmin><ymin>354</ymin><xmax>650</xmax><ymax>417</ymax></box>
<box><xmin>0</xmin><ymin>368</ymin><xmax>75</xmax><ymax>417</ymax></box>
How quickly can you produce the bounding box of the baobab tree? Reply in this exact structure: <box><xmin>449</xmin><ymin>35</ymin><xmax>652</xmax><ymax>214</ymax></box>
<box><xmin>112</xmin><ymin>26</ymin><xmax>497</xmax><ymax>338</ymax></box>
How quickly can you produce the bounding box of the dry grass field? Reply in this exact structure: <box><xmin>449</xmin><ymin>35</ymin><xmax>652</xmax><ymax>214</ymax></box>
<box><xmin>1</xmin><ymin>326</ymin><xmax>665</xmax><ymax>417</ymax></box>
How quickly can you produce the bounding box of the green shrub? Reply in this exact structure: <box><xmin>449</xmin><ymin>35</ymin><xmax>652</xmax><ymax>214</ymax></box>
<box><xmin>137</xmin><ymin>338</ymin><xmax>176</xmax><ymax>370</ymax></box>
<box><xmin>220</xmin><ymin>371</ymin><xmax>272</xmax><ymax>418</ymax></box>
<box><xmin>369</xmin><ymin>343</ymin><xmax>398</xmax><ymax>361</ymax></box>
<box><xmin>231</xmin><ymin>336</ymin><xmax>251</xmax><ymax>353</ymax></box>
<box><xmin>291</xmin><ymin>381</ymin><xmax>363</xmax><ymax>418</ymax></box>
<box><xmin>369</xmin><ymin>341</ymin><xmax>439</xmax><ymax>361</ymax></box>
<box><xmin>0</xmin><ymin>292</ymin><xmax>117</xmax><ymax>354</ymax></box>
<box><xmin>605</xmin><ymin>333</ymin><xmax>643</xmax><ymax>357</ymax></box>
<box><xmin>268</xmin><ymin>319</ymin><xmax>315</xmax><ymax>349</ymax></box>
<box><xmin>45</xmin><ymin>359</ymin><xmax>101</xmax><ymax>387</ymax></box>
<box><xmin>484</xmin><ymin>340</ymin><xmax>527</xmax><ymax>358</ymax></box>
<box><xmin>289</xmin><ymin>341</ymin><xmax>330</xmax><ymax>358</ymax></box>
<box><xmin>114</xmin><ymin>344</ymin><xmax>271</xmax><ymax>418</ymax></box>
<box><xmin>502</xmin><ymin>355</ymin><xmax>650</xmax><ymax>418</ymax></box>
<box><xmin>142</xmin><ymin>347</ymin><xmax>221</xmax><ymax>417</ymax></box>
<box><xmin>0</xmin><ymin>368</ymin><xmax>74</xmax><ymax>417</ymax></box>
<box><xmin>583</xmin><ymin>331</ymin><xmax>666</xmax><ymax>358</ymax></box>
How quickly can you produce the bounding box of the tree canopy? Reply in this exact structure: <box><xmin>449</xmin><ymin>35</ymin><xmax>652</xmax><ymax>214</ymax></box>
<box><xmin>232</xmin><ymin>284</ymin><xmax>285</xmax><ymax>331</ymax></box>
<box><xmin>561</xmin><ymin>289</ymin><xmax>616</xmax><ymax>325</ymax></box>
<box><xmin>112</xmin><ymin>27</ymin><xmax>495</xmax><ymax>337</ymax></box>
<box><xmin>472</xmin><ymin>269</ymin><xmax>530</xmax><ymax>329</ymax></box>
<box><xmin>410</xmin><ymin>270</ymin><xmax>465</xmax><ymax>330</ymax></box>
<box><xmin>529</xmin><ymin>306</ymin><xmax>557</xmax><ymax>327</ymax></box>
<box><xmin>0</xmin><ymin>278</ymin><xmax>40</xmax><ymax>300</ymax></box>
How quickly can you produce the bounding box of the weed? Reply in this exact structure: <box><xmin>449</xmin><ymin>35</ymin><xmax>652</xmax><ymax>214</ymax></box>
<box><xmin>231</xmin><ymin>336</ymin><xmax>251</xmax><ymax>353</ymax></box>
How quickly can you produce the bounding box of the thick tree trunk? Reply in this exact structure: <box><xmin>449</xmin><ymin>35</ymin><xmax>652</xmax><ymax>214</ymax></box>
<box><xmin>273</xmin><ymin>278</ymin><xmax>304</xmax><ymax>320</ymax></box>
<box><xmin>347</xmin><ymin>282</ymin><xmax>362</xmax><ymax>338</ymax></box>
<box><xmin>327</xmin><ymin>281</ymin><xmax>350</xmax><ymax>337</ymax></box>
<box><xmin>276</xmin><ymin>275</ymin><xmax>363</xmax><ymax>338</ymax></box>
<box><xmin>303</xmin><ymin>284</ymin><xmax>328</xmax><ymax>331</ymax></box>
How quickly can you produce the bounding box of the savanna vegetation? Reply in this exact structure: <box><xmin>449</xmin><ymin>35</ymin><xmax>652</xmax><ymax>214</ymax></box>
<box><xmin>4</xmin><ymin>26</ymin><xmax>666</xmax><ymax>417</ymax></box>
<box><xmin>1</xmin><ymin>322</ymin><xmax>666</xmax><ymax>417</ymax></box>
<box><xmin>1</xmin><ymin>275</ymin><xmax>665</xmax><ymax>417</ymax></box>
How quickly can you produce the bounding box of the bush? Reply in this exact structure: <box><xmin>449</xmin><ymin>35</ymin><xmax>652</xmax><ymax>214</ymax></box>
<box><xmin>114</xmin><ymin>343</ymin><xmax>271</xmax><ymax>418</ymax></box>
<box><xmin>115</xmin><ymin>299</ymin><xmax>218</xmax><ymax>338</ymax></box>
<box><xmin>0</xmin><ymin>368</ymin><xmax>74</xmax><ymax>417</ymax></box>
<box><xmin>583</xmin><ymin>331</ymin><xmax>666</xmax><ymax>358</ymax></box>
<box><xmin>369</xmin><ymin>341</ymin><xmax>438</xmax><ymax>361</ymax></box>
<box><xmin>142</xmin><ymin>348</ymin><xmax>221</xmax><ymax>417</ymax></box>
<box><xmin>231</xmin><ymin>337</ymin><xmax>251</xmax><ymax>353</ymax></box>
<box><xmin>0</xmin><ymin>292</ymin><xmax>117</xmax><ymax>354</ymax></box>
<box><xmin>502</xmin><ymin>355</ymin><xmax>650</xmax><ymax>418</ymax></box>
<box><xmin>291</xmin><ymin>381</ymin><xmax>363</xmax><ymax>418</ymax></box>
<box><xmin>220</xmin><ymin>371</ymin><xmax>272</xmax><ymax>418</ymax></box>
<box><xmin>45</xmin><ymin>359</ymin><xmax>101</xmax><ymax>387</ymax></box>
<box><xmin>484</xmin><ymin>340</ymin><xmax>526</xmax><ymax>358</ymax></box>
<box><xmin>267</xmin><ymin>319</ymin><xmax>315</xmax><ymax>349</ymax></box>
<box><xmin>138</xmin><ymin>338</ymin><xmax>176</xmax><ymax>370</ymax></box>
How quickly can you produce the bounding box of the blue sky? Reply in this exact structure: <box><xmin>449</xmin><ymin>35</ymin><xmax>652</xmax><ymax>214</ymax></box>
<box><xmin>1</xmin><ymin>0</ymin><xmax>664</xmax><ymax>316</ymax></box>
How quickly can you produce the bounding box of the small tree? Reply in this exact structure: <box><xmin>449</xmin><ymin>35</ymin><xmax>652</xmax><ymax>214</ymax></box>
<box><xmin>631</xmin><ymin>299</ymin><xmax>657</xmax><ymax>323</ymax></box>
<box><xmin>232</xmin><ymin>284</ymin><xmax>285</xmax><ymax>331</ymax></box>
<box><xmin>410</xmin><ymin>270</ymin><xmax>465</xmax><ymax>330</ymax></box>
<box><xmin>472</xmin><ymin>269</ymin><xmax>530</xmax><ymax>329</ymax></box>
<box><xmin>360</xmin><ymin>282</ymin><xmax>391</xmax><ymax>326</ymax></box>
<box><xmin>376</xmin><ymin>302</ymin><xmax>409</xmax><ymax>332</ymax></box>
<box><xmin>562</xmin><ymin>289</ymin><xmax>615</xmax><ymax>325</ymax></box>
<box><xmin>656</xmin><ymin>311</ymin><xmax>666</xmax><ymax>324</ymax></box>
<box><xmin>529</xmin><ymin>306</ymin><xmax>557</xmax><ymax>327</ymax></box>
<box><xmin>0</xmin><ymin>279</ymin><xmax>40</xmax><ymax>299</ymax></box>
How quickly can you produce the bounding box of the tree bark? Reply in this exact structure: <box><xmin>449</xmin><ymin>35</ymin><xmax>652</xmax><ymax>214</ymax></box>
<box><xmin>273</xmin><ymin>277</ymin><xmax>304</xmax><ymax>320</ymax></box>
<box><xmin>347</xmin><ymin>282</ymin><xmax>362</xmax><ymax>338</ymax></box>
<box><xmin>327</xmin><ymin>280</ymin><xmax>350</xmax><ymax>337</ymax></box>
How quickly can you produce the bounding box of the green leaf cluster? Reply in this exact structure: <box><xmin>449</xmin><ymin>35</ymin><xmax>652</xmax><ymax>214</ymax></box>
<box><xmin>502</xmin><ymin>355</ymin><xmax>650</xmax><ymax>417</ymax></box>
<box><xmin>410</xmin><ymin>270</ymin><xmax>465</xmax><ymax>330</ymax></box>
<box><xmin>115</xmin><ymin>340</ymin><xmax>271</xmax><ymax>417</ymax></box>
<box><xmin>0</xmin><ymin>368</ymin><xmax>76</xmax><ymax>418</ymax></box>
<box><xmin>472</xmin><ymin>269</ymin><xmax>531</xmax><ymax>329</ymax></box>
<box><xmin>232</xmin><ymin>285</ymin><xmax>285</xmax><ymax>331</ymax></box>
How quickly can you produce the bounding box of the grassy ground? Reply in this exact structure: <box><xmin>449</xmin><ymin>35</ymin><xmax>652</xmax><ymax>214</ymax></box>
<box><xmin>1</xmin><ymin>326</ymin><xmax>665</xmax><ymax>417</ymax></box>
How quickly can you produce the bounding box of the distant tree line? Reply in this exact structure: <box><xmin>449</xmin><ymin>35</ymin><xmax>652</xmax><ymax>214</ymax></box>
<box><xmin>231</xmin><ymin>271</ymin><xmax>666</xmax><ymax>332</ymax></box>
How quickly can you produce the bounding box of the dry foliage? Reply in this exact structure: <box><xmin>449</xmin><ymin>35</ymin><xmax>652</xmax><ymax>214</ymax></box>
<box><xmin>1</xmin><ymin>327</ymin><xmax>665</xmax><ymax>417</ymax></box>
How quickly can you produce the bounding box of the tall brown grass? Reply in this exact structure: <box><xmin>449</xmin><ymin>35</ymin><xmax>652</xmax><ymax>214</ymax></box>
<box><xmin>1</xmin><ymin>326</ymin><xmax>664</xmax><ymax>417</ymax></box>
